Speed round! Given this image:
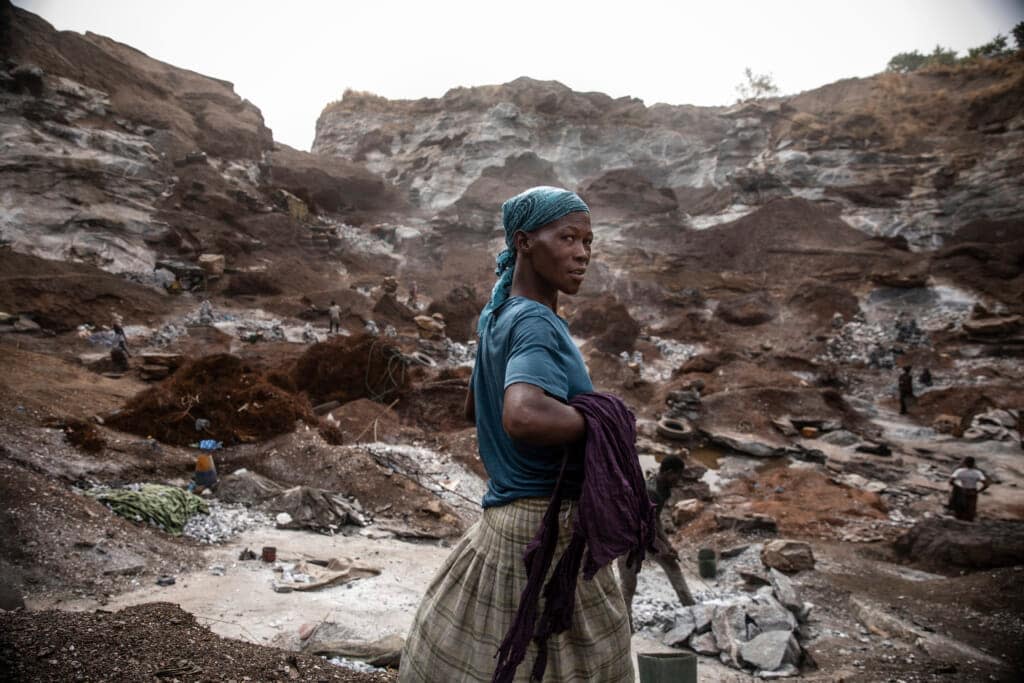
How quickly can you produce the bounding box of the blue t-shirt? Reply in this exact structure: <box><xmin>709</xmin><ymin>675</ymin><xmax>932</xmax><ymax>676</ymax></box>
<box><xmin>472</xmin><ymin>296</ymin><xmax>593</xmax><ymax>508</ymax></box>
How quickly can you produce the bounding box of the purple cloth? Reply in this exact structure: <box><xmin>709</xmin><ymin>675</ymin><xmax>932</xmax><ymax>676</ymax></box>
<box><xmin>492</xmin><ymin>392</ymin><xmax>655</xmax><ymax>683</ymax></box>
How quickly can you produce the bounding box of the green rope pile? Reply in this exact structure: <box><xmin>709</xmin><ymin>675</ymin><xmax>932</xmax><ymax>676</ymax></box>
<box><xmin>87</xmin><ymin>484</ymin><xmax>208</xmax><ymax>535</ymax></box>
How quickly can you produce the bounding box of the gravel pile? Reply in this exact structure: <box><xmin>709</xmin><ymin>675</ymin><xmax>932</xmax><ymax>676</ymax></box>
<box><xmin>821</xmin><ymin>309</ymin><xmax>937</xmax><ymax>368</ymax></box>
<box><xmin>183</xmin><ymin>500</ymin><xmax>272</xmax><ymax>544</ymax></box>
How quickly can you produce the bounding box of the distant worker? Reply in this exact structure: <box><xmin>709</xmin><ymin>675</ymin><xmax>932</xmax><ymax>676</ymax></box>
<box><xmin>919</xmin><ymin>367</ymin><xmax>932</xmax><ymax>387</ymax></box>
<box><xmin>947</xmin><ymin>456</ymin><xmax>988</xmax><ymax>522</ymax></box>
<box><xmin>110</xmin><ymin>323</ymin><xmax>131</xmax><ymax>370</ymax></box>
<box><xmin>898</xmin><ymin>365</ymin><xmax>914</xmax><ymax>415</ymax></box>
<box><xmin>617</xmin><ymin>455</ymin><xmax>696</xmax><ymax>630</ymax></box>
<box><xmin>407</xmin><ymin>280</ymin><xmax>418</xmax><ymax>308</ymax></box>
<box><xmin>328</xmin><ymin>300</ymin><xmax>342</xmax><ymax>334</ymax></box>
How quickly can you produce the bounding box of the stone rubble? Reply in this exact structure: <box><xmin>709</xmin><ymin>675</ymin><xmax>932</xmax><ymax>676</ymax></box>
<box><xmin>182</xmin><ymin>500</ymin><xmax>273</xmax><ymax>544</ymax></box>
<box><xmin>637</xmin><ymin>543</ymin><xmax>815</xmax><ymax>677</ymax></box>
<box><xmin>819</xmin><ymin>313</ymin><xmax>930</xmax><ymax>368</ymax></box>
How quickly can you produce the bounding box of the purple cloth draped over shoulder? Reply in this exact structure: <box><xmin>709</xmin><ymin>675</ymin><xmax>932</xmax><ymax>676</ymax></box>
<box><xmin>492</xmin><ymin>392</ymin><xmax>656</xmax><ymax>683</ymax></box>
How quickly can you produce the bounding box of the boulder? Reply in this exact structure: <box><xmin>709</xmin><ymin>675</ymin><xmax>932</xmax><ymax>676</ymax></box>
<box><xmin>761</xmin><ymin>539</ymin><xmax>815</xmax><ymax>573</ymax></box>
<box><xmin>745</xmin><ymin>594</ymin><xmax>798</xmax><ymax>635</ymax></box>
<box><xmin>769</xmin><ymin>568</ymin><xmax>801</xmax><ymax>613</ymax></box>
<box><xmin>711</xmin><ymin>603</ymin><xmax>748</xmax><ymax>666</ymax></box>
<box><xmin>662</xmin><ymin>610</ymin><xmax>697</xmax><ymax>647</ymax></box>
<box><xmin>739</xmin><ymin>630</ymin><xmax>800</xmax><ymax>672</ymax></box>
<box><xmin>715</xmin><ymin>512</ymin><xmax>778</xmax><ymax>533</ymax></box>
<box><xmin>674</xmin><ymin>604</ymin><xmax>714</xmax><ymax>635</ymax></box>
<box><xmin>671</xmin><ymin>499</ymin><xmax>704</xmax><ymax>526</ymax></box>
<box><xmin>705</xmin><ymin>430</ymin><xmax>786</xmax><ymax>458</ymax></box>
<box><xmin>688</xmin><ymin>631</ymin><xmax>720</xmax><ymax>655</ymax></box>
<box><xmin>676</xmin><ymin>481</ymin><xmax>714</xmax><ymax>502</ymax></box>
<box><xmin>198</xmin><ymin>253</ymin><xmax>225</xmax><ymax>278</ymax></box>
<box><xmin>715</xmin><ymin>292</ymin><xmax>778</xmax><ymax>326</ymax></box>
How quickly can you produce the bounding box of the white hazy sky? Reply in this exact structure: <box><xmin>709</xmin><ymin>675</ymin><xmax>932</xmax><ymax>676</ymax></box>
<box><xmin>16</xmin><ymin>0</ymin><xmax>1024</xmax><ymax>151</ymax></box>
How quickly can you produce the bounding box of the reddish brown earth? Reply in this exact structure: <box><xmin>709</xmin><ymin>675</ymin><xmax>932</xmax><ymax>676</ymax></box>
<box><xmin>0</xmin><ymin>602</ymin><xmax>395</xmax><ymax>682</ymax></box>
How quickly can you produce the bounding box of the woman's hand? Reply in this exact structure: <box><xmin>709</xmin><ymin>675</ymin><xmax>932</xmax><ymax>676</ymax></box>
<box><xmin>502</xmin><ymin>382</ymin><xmax>585</xmax><ymax>447</ymax></box>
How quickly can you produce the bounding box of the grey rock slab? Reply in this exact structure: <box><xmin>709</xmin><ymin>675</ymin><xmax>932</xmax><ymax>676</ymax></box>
<box><xmin>688</xmin><ymin>631</ymin><xmax>719</xmax><ymax>655</ymax></box>
<box><xmin>711</xmin><ymin>603</ymin><xmax>748</xmax><ymax>666</ymax></box>
<box><xmin>688</xmin><ymin>604</ymin><xmax>714</xmax><ymax>634</ymax></box>
<box><xmin>746</xmin><ymin>594</ymin><xmax>798</xmax><ymax>633</ymax></box>
<box><xmin>662</xmin><ymin>609</ymin><xmax>697</xmax><ymax>647</ymax></box>
<box><xmin>769</xmin><ymin>568</ymin><xmax>801</xmax><ymax>613</ymax></box>
<box><xmin>740</xmin><ymin>630</ymin><xmax>800</xmax><ymax>671</ymax></box>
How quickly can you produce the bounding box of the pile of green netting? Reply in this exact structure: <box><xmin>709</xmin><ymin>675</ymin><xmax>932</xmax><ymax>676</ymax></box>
<box><xmin>87</xmin><ymin>483</ymin><xmax>208</xmax><ymax>535</ymax></box>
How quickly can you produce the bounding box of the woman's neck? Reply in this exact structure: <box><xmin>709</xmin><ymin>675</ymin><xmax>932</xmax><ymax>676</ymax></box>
<box><xmin>509</xmin><ymin>266</ymin><xmax>559</xmax><ymax>314</ymax></box>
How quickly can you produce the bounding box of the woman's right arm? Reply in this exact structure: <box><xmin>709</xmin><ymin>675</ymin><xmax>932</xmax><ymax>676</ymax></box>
<box><xmin>502</xmin><ymin>382</ymin><xmax>584</xmax><ymax>447</ymax></box>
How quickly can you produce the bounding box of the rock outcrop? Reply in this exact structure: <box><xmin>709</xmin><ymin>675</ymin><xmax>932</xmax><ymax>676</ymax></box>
<box><xmin>0</xmin><ymin>1</ymin><xmax>396</xmax><ymax>284</ymax></box>
<box><xmin>315</xmin><ymin>65</ymin><xmax>1024</xmax><ymax>248</ymax></box>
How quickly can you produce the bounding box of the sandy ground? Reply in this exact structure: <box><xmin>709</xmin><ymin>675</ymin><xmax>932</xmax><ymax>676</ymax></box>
<box><xmin>38</xmin><ymin>527</ymin><xmax>451</xmax><ymax>648</ymax></box>
<box><xmin>36</xmin><ymin>522</ymin><xmax>764</xmax><ymax>679</ymax></box>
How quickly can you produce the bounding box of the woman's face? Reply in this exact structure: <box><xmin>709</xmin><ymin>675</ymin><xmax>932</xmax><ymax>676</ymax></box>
<box><xmin>518</xmin><ymin>211</ymin><xmax>593</xmax><ymax>295</ymax></box>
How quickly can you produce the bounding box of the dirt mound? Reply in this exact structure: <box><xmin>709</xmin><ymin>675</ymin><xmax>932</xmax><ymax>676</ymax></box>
<box><xmin>289</xmin><ymin>335</ymin><xmax>411</xmax><ymax>406</ymax></box>
<box><xmin>715</xmin><ymin>291</ymin><xmax>778</xmax><ymax>326</ymax></box>
<box><xmin>913</xmin><ymin>385</ymin><xmax>1024</xmax><ymax>433</ymax></box>
<box><xmin>108</xmin><ymin>354</ymin><xmax>314</xmax><ymax>446</ymax></box>
<box><xmin>895</xmin><ymin>518</ymin><xmax>1024</xmax><ymax>570</ymax></box>
<box><xmin>238</xmin><ymin>429</ymin><xmax>465</xmax><ymax>538</ymax></box>
<box><xmin>0</xmin><ymin>459</ymin><xmax>200</xmax><ymax>599</ymax></box>
<box><xmin>46</xmin><ymin>416</ymin><xmax>105</xmax><ymax>452</ymax></box>
<box><xmin>0</xmin><ymin>602</ymin><xmax>393</xmax><ymax>682</ymax></box>
<box><xmin>568</xmin><ymin>298</ymin><xmax>640</xmax><ymax>354</ymax></box>
<box><xmin>736</xmin><ymin>468</ymin><xmax>887</xmax><ymax>536</ymax></box>
<box><xmin>427</xmin><ymin>285</ymin><xmax>485</xmax><ymax>342</ymax></box>
<box><xmin>328</xmin><ymin>398</ymin><xmax>402</xmax><ymax>443</ymax></box>
<box><xmin>372</xmin><ymin>293</ymin><xmax>417</xmax><ymax>326</ymax></box>
<box><xmin>396</xmin><ymin>380</ymin><xmax>471</xmax><ymax>433</ymax></box>
<box><xmin>786</xmin><ymin>281</ymin><xmax>861</xmax><ymax>324</ymax></box>
<box><xmin>0</xmin><ymin>249</ymin><xmax>168</xmax><ymax>332</ymax></box>
<box><xmin>223</xmin><ymin>272</ymin><xmax>283</xmax><ymax>297</ymax></box>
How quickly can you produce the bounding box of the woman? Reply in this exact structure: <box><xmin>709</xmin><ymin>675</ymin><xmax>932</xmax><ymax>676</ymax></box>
<box><xmin>947</xmin><ymin>456</ymin><xmax>989</xmax><ymax>522</ymax></box>
<box><xmin>399</xmin><ymin>187</ymin><xmax>634</xmax><ymax>682</ymax></box>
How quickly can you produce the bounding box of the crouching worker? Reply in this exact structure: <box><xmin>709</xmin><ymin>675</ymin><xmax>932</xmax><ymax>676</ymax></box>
<box><xmin>400</xmin><ymin>187</ymin><xmax>653</xmax><ymax>682</ymax></box>
<box><xmin>617</xmin><ymin>455</ymin><xmax>696</xmax><ymax>630</ymax></box>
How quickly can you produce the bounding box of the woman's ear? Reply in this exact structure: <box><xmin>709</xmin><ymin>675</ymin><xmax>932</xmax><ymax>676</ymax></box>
<box><xmin>513</xmin><ymin>230</ymin><xmax>530</xmax><ymax>253</ymax></box>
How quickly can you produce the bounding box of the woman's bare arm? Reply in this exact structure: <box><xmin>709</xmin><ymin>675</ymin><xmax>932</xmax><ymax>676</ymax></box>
<box><xmin>502</xmin><ymin>382</ymin><xmax>585</xmax><ymax>446</ymax></box>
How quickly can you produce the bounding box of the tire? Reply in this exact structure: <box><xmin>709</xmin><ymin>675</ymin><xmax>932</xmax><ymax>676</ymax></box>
<box><xmin>656</xmin><ymin>417</ymin><xmax>690</xmax><ymax>441</ymax></box>
<box><xmin>409</xmin><ymin>351</ymin><xmax>437</xmax><ymax>367</ymax></box>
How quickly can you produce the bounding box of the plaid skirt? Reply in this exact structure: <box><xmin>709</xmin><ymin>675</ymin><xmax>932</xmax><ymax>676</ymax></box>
<box><xmin>398</xmin><ymin>497</ymin><xmax>634</xmax><ymax>682</ymax></box>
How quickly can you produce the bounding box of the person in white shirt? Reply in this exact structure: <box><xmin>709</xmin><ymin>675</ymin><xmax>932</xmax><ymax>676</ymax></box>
<box><xmin>327</xmin><ymin>300</ymin><xmax>342</xmax><ymax>334</ymax></box>
<box><xmin>947</xmin><ymin>456</ymin><xmax>989</xmax><ymax>522</ymax></box>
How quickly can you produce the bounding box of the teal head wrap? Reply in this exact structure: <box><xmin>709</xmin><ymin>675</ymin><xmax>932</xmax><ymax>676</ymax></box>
<box><xmin>476</xmin><ymin>186</ymin><xmax>590</xmax><ymax>336</ymax></box>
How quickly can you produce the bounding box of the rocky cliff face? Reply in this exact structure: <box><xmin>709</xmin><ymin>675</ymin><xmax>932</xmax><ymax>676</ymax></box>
<box><xmin>0</xmin><ymin>0</ymin><xmax>398</xmax><ymax>280</ymax></box>
<box><xmin>314</xmin><ymin>66</ymin><xmax>1024</xmax><ymax>249</ymax></box>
